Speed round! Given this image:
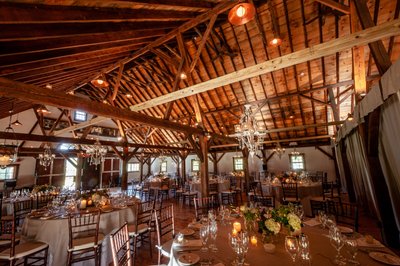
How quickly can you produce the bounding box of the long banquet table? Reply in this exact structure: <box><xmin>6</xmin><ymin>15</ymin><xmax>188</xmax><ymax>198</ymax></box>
<box><xmin>21</xmin><ymin>206</ymin><xmax>136</xmax><ymax>266</ymax></box>
<box><xmin>168</xmin><ymin>219</ymin><xmax>395</xmax><ymax>266</ymax></box>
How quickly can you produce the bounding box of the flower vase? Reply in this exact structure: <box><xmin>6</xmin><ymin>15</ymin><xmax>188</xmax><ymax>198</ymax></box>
<box><xmin>262</xmin><ymin>233</ymin><xmax>275</xmax><ymax>244</ymax></box>
<box><xmin>244</xmin><ymin>219</ymin><xmax>257</xmax><ymax>234</ymax></box>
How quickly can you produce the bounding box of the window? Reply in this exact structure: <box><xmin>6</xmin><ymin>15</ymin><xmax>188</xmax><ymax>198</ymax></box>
<box><xmin>127</xmin><ymin>162</ymin><xmax>140</xmax><ymax>172</ymax></box>
<box><xmin>191</xmin><ymin>159</ymin><xmax>200</xmax><ymax>172</ymax></box>
<box><xmin>0</xmin><ymin>166</ymin><xmax>16</xmax><ymax>180</ymax></box>
<box><xmin>160</xmin><ymin>161</ymin><xmax>167</xmax><ymax>173</ymax></box>
<box><xmin>74</xmin><ymin>110</ymin><xmax>87</xmax><ymax>122</ymax></box>
<box><xmin>233</xmin><ymin>157</ymin><xmax>244</xmax><ymax>171</ymax></box>
<box><xmin>59</xmin><ymin>143</ymin><xmax>75</xmax><ymax>150</ymax></box>
<box><xmin>64</xmin><ymin>157</ymin><xmax>77</xmax><ymax>189</ymax></box>
<box><xmin>289</xmin><ymin>154</ymin><xmax>305</xmax><ymax>170</ymax></box>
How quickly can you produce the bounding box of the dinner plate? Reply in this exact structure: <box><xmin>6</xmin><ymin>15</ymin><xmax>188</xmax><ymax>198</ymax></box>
<box><xmin>177</xmin><ymin>253</ymin><xmax>200</xmax><ymax>266</ymax></box>
<box><xmin>337</xmin><ymin>225</ymin><xmax>353</xmax><ymax>234</ymax></box>
<box><xmin>180</xmin><ymin>228</ymin><xmax>195</xmax><ymax>236</ymax></box>
<box><xmin>369</xmin><ymin>252</ymin><xmax>400</xmax><ymax>265</ymax></box>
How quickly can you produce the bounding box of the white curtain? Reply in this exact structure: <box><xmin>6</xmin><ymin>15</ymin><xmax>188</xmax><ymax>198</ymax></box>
<box><xmin>345</xmin><ymin>131</ymin><xmax>379</xmax><ymax>216</ymax></box>
<box><xmin>379</xmin><ymin>91</ymin><xmax>400</xmax><ymax>231</ymax></box>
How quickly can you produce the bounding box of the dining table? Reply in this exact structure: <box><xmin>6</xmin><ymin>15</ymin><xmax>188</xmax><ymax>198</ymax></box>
<box><xmin>167</xmin><ymin>217</ymin><xmax>397</xmax><ymax>266</ymax></box>
<box><xmin>21</xmin><ymin>204</ymin><xmax>137</xmax><ymax>266</ymax></box>
<box><xmin>190</xmin><ymin>179</ymin><xmax>230</xmax><ymax>198</ymax></box>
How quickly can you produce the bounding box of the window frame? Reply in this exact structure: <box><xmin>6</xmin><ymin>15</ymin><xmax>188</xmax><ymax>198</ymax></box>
<box><xmin>127</xmin><ymin>162</ymin><xmax>140</xmax><ymax>172</ymax></box>
<box><xmin>233</xmin><ymin>156</ymin><xmax>244</xmax><ymax>171</ymax></box>
<box><xmin>160</xmin><ymin>161</ymin><xmax>167</xmax><ymax>173</ymax></box>
<box><xmin>289</xmin><ymin>153</ymin><xmax>305</xmax><ymax>171</ymax></box>
<box><xmin>191</xmin><ymin>159</ymin><xmax>200</xmax><ymax>172</ymax></box>
<box><xmin>73</xmin><ymin>110</ymin><xmax>87</xmax><ymax>122</ymax></box>
<box><xmin>0</xmin><ymin>165</ymin><xmax>18</xmax><ymax>180</ymax></box>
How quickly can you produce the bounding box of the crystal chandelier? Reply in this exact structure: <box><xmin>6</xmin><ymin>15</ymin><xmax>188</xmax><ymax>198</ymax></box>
<box><xmin>159</xmin><ymin>151</ymin><xmax>166</xmax><ymax>162</ymax></box>
<box><xmin>273</xmin><ymin>143</ymin><xmax>285</xmax><ymax>159</ymax></box>
<box><xmin>38</xmin><ymin>144</ymin><xmax>55</xmax><ymax>170</ymax></box>
<box><xmin>86</xmin><ymin>139</ymin><xmax>107</xmax><ymax>168</ymax></box>
<box><xmin>0</xmin><ymin>114</ymin><xmax>18</xmax><ymax>169</ymax></box>
<box><xmin>234</xmin><ymin>104</ymin><xmax>266</xmax><ymax>157</ymax></box>
<box><xmin>289</xmin><ymin>141</ymin><xmax>300</xmax><ymax>155</ymax></box>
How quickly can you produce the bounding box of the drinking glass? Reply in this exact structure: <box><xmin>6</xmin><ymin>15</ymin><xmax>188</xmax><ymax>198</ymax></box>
<box><xmin>199</xmin><ymin>225</ymin><xmax>209</xmax><ymax>252</ymax></box>
<box><xmin>345</xmin><ymin>238</ymin><xmax>359</xmax><ymax>265</ymax></box>
<box><xmin>285</xmin><ymin>236</ymin><xmax>299</xmax><ymax>263</ymax></box>
<box><xmin>209</xmin><ymin>221</ymin><xmax>218</xmax><ymax>252</ymax></box>
<box><xmin>236</xmin><ymin>232</ymin><xmax>249</xmax><ymax>266</ymax></box>
<box><xmin>330</xmin><ymin>227</ymin><xmax>346</xmax><ymax>265</ymax></box>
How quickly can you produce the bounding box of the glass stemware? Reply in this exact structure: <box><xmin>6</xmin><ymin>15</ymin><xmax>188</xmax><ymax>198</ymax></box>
<box><xmin>200</xmin><ymin>225</ymin><xmax>209</xmax><ymax>252</ymax></box>
<box><xmin>209</xmin><ymin>221</ymin><xmax>218</xmax><ymax>252</ymax></box>
<box><xmin>229</xmin><ymin>232</ymin><xmax>249</xmax><ymax>266</ymax></box>
<box><xmin>329</xmin><ymin>227</ymin><xmax>346</xmax><ymax>265</ymax></box>
<box><xmin>285</xmin><ymin>236</ymin><xmax>299</xmax><ymax>263</ymax></box>
<box><xmin>345</xmin><ymin>238</ymin><xmax>360</xmax><ymax>265</ymax></box>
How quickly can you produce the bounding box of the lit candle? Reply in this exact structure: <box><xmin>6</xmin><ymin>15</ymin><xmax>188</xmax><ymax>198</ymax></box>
<box><xmin>80</xmin><ymin>199</ymin><xmax>87</xmax><ymax>209</ymax></box>
<box><xmin>87</xmin><ymin>199</ymin><xmax>93</xmax><ymax>206</ymax></box>
<box><xmin>251</xmin><ymin>236</ymin><xmax>257</xmax><ymax>245</ymax></box>
<box><xmin>233</xmin><ymin>222</ymin><xmax>242</xmax><ymax>232</ymax></box>
<box><xmin>232</xmin><ymin>229</ymin><xmax>238</xmax><ymax>237</ymax></box>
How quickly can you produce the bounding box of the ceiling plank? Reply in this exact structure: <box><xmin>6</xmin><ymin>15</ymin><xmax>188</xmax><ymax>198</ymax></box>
<box><xmin>53</xmin><ymin>116</ymin><xmax>107</xmax><ymax>136</ymax></box>
<box><xmin>129</xmin><ymin>19</ymin><xmax>400</xmax><ymax>112</ymax></box>
<box><xmin>111</xmin><ymin>63</ymin><xmax>124</xmax><ymax>101</ymax></box>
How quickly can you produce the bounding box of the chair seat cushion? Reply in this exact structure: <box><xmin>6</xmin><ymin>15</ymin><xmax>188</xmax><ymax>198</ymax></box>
<box><xmin>284</xmin><ymin>197</ymin><xmax>299</xmax><ymax>202</ymax></box>
<box><xmin>128</xmin><ymin>223</ymin><xmax>150</xmax><ymax>236</ymax></box>
<box><xmin>0</xmin><ymin>241</ymin><xmax>48</xmax><ymax>260</ymax></box>
<box><xmin>69</xmin><ymin>233</ymin><xmax>104</xmax><ymax>251</ymax></box>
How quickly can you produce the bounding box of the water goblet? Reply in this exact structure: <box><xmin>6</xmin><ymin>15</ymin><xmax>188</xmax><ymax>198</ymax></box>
<box><xmin>345</xmin><ymin>238</ymin><xmax>359</xmax><ymax>265</ymax></box>
<box><xmin>285</xmin><ymin>236</ymin><xmax>299</xmax><ymax>263</ymax></box>
<box><xmin>209</xmin><ymin>221</ymin><xmax>218</xmax><ymax>252</ymax></box>
<box><xmin>199</xmin><ymin>225</ymin><xmax>209</xmax><ymax>252</ymax></box>
<box><xmin>330</xmin><ymin>227</ymin><xmax>346</xmax><ymax>265</ymax></box>
<box><xmin>235</xmin><ymin>233</ymin><xmax>249</xmax><ymax>266</ymax></box>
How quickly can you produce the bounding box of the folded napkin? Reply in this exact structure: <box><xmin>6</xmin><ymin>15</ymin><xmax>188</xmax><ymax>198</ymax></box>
<box><xmin>303</xmin><ymin>218</ymin><xmax>321</xmax><ymax>227</ymax></box>
<box><xmin>173</xmin><ymin>239</ymin><xmax>202</xmax><ymax>250</ymax></box>
<box><xmin>357</xmin><ymin>237</ymin><xmax>384</xmax><ymax>248</ymax></box>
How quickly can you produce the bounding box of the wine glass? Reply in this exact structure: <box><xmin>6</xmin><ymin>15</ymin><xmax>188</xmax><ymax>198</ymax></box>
<box><xmin>209</xmin><ymin>221</ymin><xmax>218</xmax><ymax>252</ymax></box>
<box><xmin>345</xmin><ymin>238</ymin><xmax>359</xmax><ymax>265</ymax></box>
<box><xmin>236</xmin><ymin>232</ymin><xmax>249</xmax><ymax>266</ymax></box>
<box><xmin>330</xmin><ymin>227</ymin><xmax>346</xmax><ymax>265</ymax></box>
<box><xmin>285</xmin><ymin>236</ymin><xmax>299</xmax><ymax>263</ymax></box>
<box><xmin>199</xmin><ymin>225</ymin><xmax>209</xmax><ymax>252</ymax></box>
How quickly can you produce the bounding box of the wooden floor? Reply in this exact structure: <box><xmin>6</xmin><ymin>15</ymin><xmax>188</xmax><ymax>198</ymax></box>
<box><xmin>133</xmin><ymin>193</ymin><xmax>396</xmax><ymax>265</ymax></box>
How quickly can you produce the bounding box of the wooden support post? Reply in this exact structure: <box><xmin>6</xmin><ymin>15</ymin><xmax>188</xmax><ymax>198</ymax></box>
<box><xmin>121</xmin><ymin>158</ymin><xmax>128</xmax><ymax>191</ymax></box>
<box><xmin>179</xmin><ymin>151</ymin><xmax>188</xmax><ymax>183</ymax></box>
<box><xmin>75</xmin><ymin>153</ymin><xmax>84</xmax><ymax>191</ymax></box>
<box><xmin>199</xmin><ymin>135</ymin><xmax>209</xmax><ymax>197</ymax></box>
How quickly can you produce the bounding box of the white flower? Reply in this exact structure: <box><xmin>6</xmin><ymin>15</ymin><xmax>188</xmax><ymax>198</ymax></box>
<box><xmin>265</xmin><ymin>219</ymin><xmax>281</xmax><ymax>235</ymax></box>
<box><xmin>250</xmin><ymin>208</ymin><xmax>258</xmax><ymax>214</ymax></box>
<box><xmin>240</xmin><ymin>205</ymin><xmax>247</xmax><ymax>212</ymax></box>
<box><xmin>287</xmin><ymin>213</ymin><xmax>302</xmax><ymax>231</ymax></box>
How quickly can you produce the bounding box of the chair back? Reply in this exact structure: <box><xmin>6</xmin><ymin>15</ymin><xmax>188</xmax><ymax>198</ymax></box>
<box><xmin>310</xmin><ymin>199</ymin><xmax>326</xmax><ymax>217</ymax></box>
<box><xmin>209</xmin><ymin>183</ymin><xmax>218</xmax><ymax>193</ymax></box>
<box><xmin>110</xmin><ymin>223</ymin><xmax>132</xmax><ymax>266</ymax></box>
<box><xmin>156</xmin><ymin>204</ymin><xmax>175</xmax><ymax>240</ymax></box>
<box><xmin>36</xmin><ymin>194</ymin><xmax>55</xmax><ymax>209</ymax></box>
<box><xmin>134</xmin><ymin>201</ymin><xmax>154</xmax><ymax>233</ymax></box>
<box><xmin>0</xmin><ymin>215</ymin><xmax>16</xmax><ymax>257</ymax></box>
<box><xmin>281</xmin><ymin>182</ymin><xmax>299</xmax><ymax>201</ymax></box>
<box><xmin>254</xmin><ymin>195</ymin><xmax>275</xmax><ymax>208</ymax></box>
<box><xmin>326</xmin><ymin>200</ymin><xmax>359</xmax><ymax>231</ymax></box>
<box><xmin>13</xmin><ymin>199</ymin><xmax>33</xmax><ymax>227</ymax></box>
<box><xmin>68</xmin><ymin>210</ymin><xmax>101</xmax><ymax>250</ymax></box>
<box><xmin>161</xmin><ymin>180</ymin><xmax>170</xmax><ymax>190</ymax></box>
<box><xmin>194</xmin><ymin>197</ymin><xmax>214</xmax><ymax>220</ymax></box>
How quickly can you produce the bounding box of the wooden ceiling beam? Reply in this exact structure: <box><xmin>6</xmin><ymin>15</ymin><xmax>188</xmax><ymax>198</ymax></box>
<box><xmin>315</xmin><ymin>0</ymin><xmax>350</xmax><ymax>14</ymax></box>
<box><xmin>353</xmin><ymin>0</ymin><xmax>392</xmax><ymax>74</ymax></box>
<box><xmin>0</xmin><ymin>131</ymin><xmax>191</xmax><ymax>151</ymax></box>
<box><xmin>0</xmin><ymin>78</ymin><xmax>234</xmax><ymax>139</ymax></box>
<box><xmin>129</xmin><ymin>19</ymin><xmax>400</xmax><ymax>112</ymax></box>
<box><xmin>76</xmin><ymin>0</ymin><xmax>240</xmax><ymax>87</ymax></box>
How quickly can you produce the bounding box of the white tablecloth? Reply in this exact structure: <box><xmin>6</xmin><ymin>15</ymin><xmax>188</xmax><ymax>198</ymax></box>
<box><xmin>21</xmin><ymin>207</ymin><xmax>136</xmax><ymax>266</ymax></box>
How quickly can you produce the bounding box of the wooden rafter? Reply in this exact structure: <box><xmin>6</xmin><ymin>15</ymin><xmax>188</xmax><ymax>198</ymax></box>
<box><xmin>129</xmin><ymin>19</ymin><xmax>400</xmax><ymax>112</ymax></box>
<box><xmin>315</xmin><ymin>0</ymin><xmax>350</xmax><ymax>14</ymax></box>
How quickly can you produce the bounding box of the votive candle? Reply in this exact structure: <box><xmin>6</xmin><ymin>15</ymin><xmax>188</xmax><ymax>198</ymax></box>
<box><xmin>233</xmin><ymin>222</ymin><xmax>242</xmax><ymax>232</ymax></box>
<box><xmin>251</xmin><ymin>236</ymin><xmax>257</xmax><ymax>245</ymax></box>
<box><xmin>232</xmin><ymin>229</ymin><xmax>238</xmax><ymax>237</ymax></box>
<box><xmin>80</xmin><ymin>199</ymin><xmax>87</xmax><ymax>209</ymax></box>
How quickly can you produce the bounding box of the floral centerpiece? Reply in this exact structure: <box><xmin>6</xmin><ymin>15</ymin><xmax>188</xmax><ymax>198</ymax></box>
<box><xmin>77</xmin><ymin>190</ymin><xmax>109</xmax><ymax>207</ymax></box>
<box><xmin>268</xmin><ymin>204</ymin><xmax>302</xmax><ymax>234</ymax></box>
<box><xmin>31</xmin><ymin>184</ymin><xmax>57</xmax><ymax>195</ymax></box>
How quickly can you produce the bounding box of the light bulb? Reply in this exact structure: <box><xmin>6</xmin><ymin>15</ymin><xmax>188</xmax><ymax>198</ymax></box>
<box><xmin>236</xmin><ymin>5</ymin><xmax>246</xmax><ymax>17</ymax></box>
<box><xmin>97</xmin><ymin>79</ymin><xmax>104</xmax><ymax>85</ymax></box>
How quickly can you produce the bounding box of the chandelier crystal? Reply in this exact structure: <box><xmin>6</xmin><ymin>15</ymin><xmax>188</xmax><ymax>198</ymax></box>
<box><xmin>39</xmin><ymin>144</ymin><xmax>55</xmax><ymax>170</ymax></box>
<box><xmin>86</xmin><ymin>139</ymin><xmax>107</xmax><ymax>167</ymax></box>
<box><xmin>234</xmin><ymin>104</ymin><xmax>266</xmax><ymax>157</ymax></box>
<box><xmin>0</xmin><ymin>115</ymin><xmax>18</xmax><ymax>169</ymax></box>
<box><xmin>273</xmin><ymin>143</ymin><xmax>285</xmax><ymax>159</ymax></box>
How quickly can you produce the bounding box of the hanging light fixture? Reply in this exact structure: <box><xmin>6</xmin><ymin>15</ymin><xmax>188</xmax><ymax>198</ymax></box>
<box><xmin>272</xmin><ymin>143</ymin><xmax>285</xmax><ymax>159</ymax></box>
<box><xmin>234</xmin><ymin>104</ymin><xmax>266</xmax><ymax>157</ymax></box>
<box><xmin>11</xmin><ymin>112</ymin><xmax>22</xmax><ymax>127</ymax></box>
<box><xmin>268</xmin><ymin>0</ymin><xmax>282</xmax><ymax>47</ymax></box>
<box><xmin>38</xmin><ymin>144</ymin><xmax>55</xmax><ymax>170</ymax></box>
<box><xmin>228</xmin><ymin>2</ymin><xmax>256</xmax><ymax>26</ymax></box>
<box><xmin>159</xmin><ymin>151</ymin><xmax>166</xmax><ymax>162</ymax></box>
<box><xmin>91</xmin><ymin>78</ymin><xmax>109</xmax><ymax>88</ymax></box>
<box><xmin>289</xmin><ymin>142</ymin><xmax>300</xmax><ymax>155</ymax></box>
<box><xmin>0</xmin><ymin>113</ymin><xmax>18</xmax><ymax>169</ymax></box>
<box><xmin>86</xmin><ymin>138</ymin><xmax>107</xmax><ymax>168</ymax></box>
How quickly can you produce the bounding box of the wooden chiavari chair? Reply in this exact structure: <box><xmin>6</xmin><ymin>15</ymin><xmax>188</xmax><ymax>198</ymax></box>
<box><xmin>155</xmin><ymin>204</ymin><xmax>175</xmax><ymax>265</ymax></box>
<box><xmin>110</xmin><ymin>223</ymin><xmax>133</xmax><ymax>266</ymax></box>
